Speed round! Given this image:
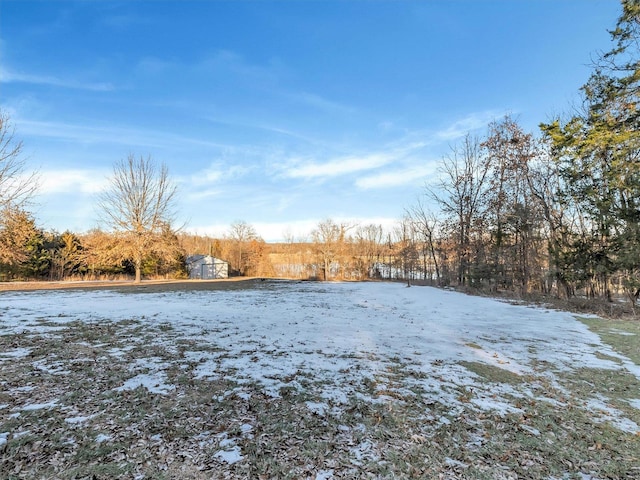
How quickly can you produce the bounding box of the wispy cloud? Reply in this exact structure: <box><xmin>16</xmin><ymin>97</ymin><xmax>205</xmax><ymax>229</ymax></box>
<box><xmin>202</xmin><ymin>115</ymin><xmax>322</xmax><ymax>145</ymax></box>
<box><xmin>183</xmin><ymin>188</ymin><xmax>224</xmax><ymax>201</ymax></box>
<box><xmin>186</xmin><ymin>163</ymin><xmax>250</xmax><ymax>188</ymax></box>
<box><xmin>279</xmin><ymin>140</ymin><xmax>429</xmax><ymax>181</ymax></box>
<box><xmin>17</xmin><ymin>119</ymin><xmax>164</xmax><ymax>148</ymax></box>
<box><xmin>0</xmin><ymin>69</ymin><xmax>114</xmax><ymax>92</ymax></box>
<box><xmin>37</xmin><ymin>168</ymin><xmax>110</xmax><ymax>195</ymax></box>
<box><xmin>181</xmin><ymin>162</ymin><xmax>252</xmax><ymax>202</ymax></box>
<box><xmin>283</xmin><ymin>152</ymin><xmax>395</xmax><ymax>179</ymax></box>
<box><xmin>202</xmin><ymin>51</ymin><xmax>352</xmax><ymax>115</ymax></box>
<box><xmin>356</xmin><ymin>163</ymin><xmax>438</xmax><ymax>190</ymax></box>
<box><xmin>350</xmin><ymin>111</ymin><xmax>511</xmax><ymax>190</ymax></box>
<box><xmin>15</xmin><ymin>118</ymin><xmax>235</xmax><ymax>151</ymax></box>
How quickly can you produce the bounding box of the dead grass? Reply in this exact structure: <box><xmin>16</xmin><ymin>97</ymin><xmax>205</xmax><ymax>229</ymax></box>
<box><xmin>578</xmin><ymin>316</ymin><xmax>640</xmax><ymax>365</ymax></box>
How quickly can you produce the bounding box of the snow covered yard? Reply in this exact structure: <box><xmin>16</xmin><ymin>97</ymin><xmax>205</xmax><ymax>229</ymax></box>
<box><xmin>0</xmin><ymin>280</ymin><xmax>639</xmax><ymax>479</ymax></box>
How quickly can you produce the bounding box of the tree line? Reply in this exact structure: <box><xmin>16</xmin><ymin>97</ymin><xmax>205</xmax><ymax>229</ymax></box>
<box><xmin>1</xmin><ymin>1</ymin><xmax>639</xmax><ymax>309</ymax></box>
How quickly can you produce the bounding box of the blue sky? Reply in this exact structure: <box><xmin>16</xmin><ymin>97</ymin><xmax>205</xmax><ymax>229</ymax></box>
<box><xmin>0</xmin><ymin>0</ymin><xmax>620</xmax><ymax>241</ymax></box>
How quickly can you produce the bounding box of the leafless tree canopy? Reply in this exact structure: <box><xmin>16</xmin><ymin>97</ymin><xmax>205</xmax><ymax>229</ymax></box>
<box><xmin>226</xmin><ymin>220</ymin><xmax>261</xmax><ymax>275</ymax></box>
<box><xmin>98</xmin><ymin>154</ymin><xmax>179</xmax><ymax>282</ymax></box>
<box><xmin>100</xmin><ymin>155</ymin><xmax>177</xmax><ymax>232</ymax></box>
<box><xmin>0</xmin><ymin>110</ymin><xmax>38</xmax><ymax>210</ymax></box>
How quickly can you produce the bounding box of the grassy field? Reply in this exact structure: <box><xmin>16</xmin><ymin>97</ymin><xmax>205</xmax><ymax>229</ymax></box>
<box><xmin>0</xmin><ymin>280</ymin><xmax>639</xmax><ymax>479</ymax></box>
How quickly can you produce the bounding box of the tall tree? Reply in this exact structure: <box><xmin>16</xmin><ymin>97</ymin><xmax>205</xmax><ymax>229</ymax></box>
<box><xmin>526</xmin><ymin>141</ymin><xmax>576</xmax><ymax>297</ymax></box>
<box><xmin>0</xmin><ymin>208</ymin><xmax>40</xmax><ymax>278</ymax></box>
<box><xmin>311</xmin><ymin>219</ymin><xmax>356</xmax><ymax>280</ymax></box>
<box><xmin>394</xmin><ymin>216</ymin><xmax>418</xmax><ymax>286</ymax></box>
<box><xmin>482</xmin><ymin>116</ymin><xmax>542</xmax><ymax>293</ymax></box>
<box><xmin>47</xmin><ymin>231</ymin><xmax>85</xmax><ymax>280</ymax></box>
<box><xmin>226</xmin><ymin>220</ymin><xmax>259</xmax><ymax>275</ymax></box>
<box><xmin>429</xmin><ymin>134</ymin><xmax>490</xmax><ymax>286</ymax></box>
<box><xmin>98</xmin><ymin>155</ymin><xmax>179</xmax><ymax>283</ymax></box>
<box><xmin>80</xmin><ymin>229</ymin><xmax>129</xmax><ymax>278</ymax></box>
<box><xmin>407</xmin><ymin>198</ymin><xmax>441</xmax><ymax>285</ymax></box>
<box><xmin>0</xmin><ymin>111</ymin><xmax>40</xmax><ymax>278</ymax></box>
<box><xmin>311</xmin><ymin>219</ymin><xmax>341</xmax><ymax>281</ymax></box>
<box><xmin>354</xmin><ymin>223</ymin><xmax>384</xmax><ymax>279</ymax></box>
<box><xmin>541</xmin><ymin>0</ymin><xmax>640</xmax><ymax>301</ymax></box>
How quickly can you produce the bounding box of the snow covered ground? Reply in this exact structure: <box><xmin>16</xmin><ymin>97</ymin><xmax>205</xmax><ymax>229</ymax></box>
<box><xmin>1</xmin><ymin>280</ymin><xmax>639</xmax><ymax>479</ymax></box>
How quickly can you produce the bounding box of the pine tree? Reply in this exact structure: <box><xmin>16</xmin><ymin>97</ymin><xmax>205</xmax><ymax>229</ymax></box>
<box><xmin>541</xmin><ymin>0</ymin><xmax>640</xmax><ymax>301</ymax></box>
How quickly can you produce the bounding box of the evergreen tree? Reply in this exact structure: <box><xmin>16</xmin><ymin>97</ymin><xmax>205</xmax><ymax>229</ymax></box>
<box><xmin>541</xmin><ymin>0</ymin><xmax>640</xmax><ymax>301</ymax></box>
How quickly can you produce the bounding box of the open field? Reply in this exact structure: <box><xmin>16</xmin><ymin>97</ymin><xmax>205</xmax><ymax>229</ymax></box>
<box><xmin>1</xmin><ymin>280</ymin><xmax>639</xmax><ymax>479</ymax></box>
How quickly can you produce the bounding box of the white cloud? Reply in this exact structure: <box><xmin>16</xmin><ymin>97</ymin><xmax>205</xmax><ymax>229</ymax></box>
<box><xmin>190</xmin><ymin>167</ymin><xmax>223</xmax><ymax>186</ymax></box>
<box><xmin>37</xmin><ymin>169</ymin><xmax>110</xmax><ymax>195</ymax></box>
<box><xmin>252</xmin><ymin>220</ymin><xmax>318</xmax><ymax>242</ymax></box>
<box><xmin>356</xmin><ymin>163</ymin><xmax>438</xmax><ymax>190</ymax></box>
<box><xmin>182</xmin><ymin>163</ymin><xmax>251</xmax><ymax>201</ymax></box>
<box><xmin>284</xmin><ymin>152</ymin><xmax>394</xmax><ymax>179</ymax></box>
<box><xmin>192</xmin><ymin>164</ymin><xmax>249</xmax><ymax>185</ymax></box>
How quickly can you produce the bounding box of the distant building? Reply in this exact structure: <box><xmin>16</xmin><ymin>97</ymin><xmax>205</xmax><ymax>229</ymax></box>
<box><xmin>186</xmin><ymin>255</ymin><xmax>229</xmax><ymax>279</ymax></box>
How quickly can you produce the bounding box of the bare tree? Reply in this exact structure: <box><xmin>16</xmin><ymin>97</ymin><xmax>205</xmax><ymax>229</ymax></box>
<box><xmin>429</xmin><ymin>134</ymin><xmax>491</xmax><ymax>286</ymax></box>
<box><xmin>355</xmin><ymin>223</ymin><xmax>384</xmax><ymax>279</ymax></box>
<box><xmin>482</xmin><ymin>115</ymin><xmax>542</xmax><ymax>293</ymax></box>
<box><xmin>98</xmin><ymin>155</ymin><xmax>179</xmax><ymax>283</ymax></box>
<box><xmin>311</xmin><ymin>219</ymin><xmax>356</xmax><ymax>280</ymax></box>
<box><xmin>311</xmin><ymin>219</ymin><xmax>341</xmax><ymax>280</ymax></box>
<box><xmin>407</xmin><ymin>197</ymin><xmax>441</xmax><ymax>285</ymax></box>
<box><xmin>226</xmin><ymin>220</ymin><xmax>259</xmax><ymax>275</ymax></box>
<box><xmin>395</xmin><ymin>216</ymin><xmax>419</xmax><ymax>286</ymax></box>
<box><xmin>0</xmin><ymin>110</ymin><xmax>38</xmax><ymax>210</ymax></box>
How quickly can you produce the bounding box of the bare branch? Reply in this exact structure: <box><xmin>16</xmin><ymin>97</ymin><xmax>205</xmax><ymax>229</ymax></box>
<box><xmin>98</xmin><ymin>154</ymin><xmax>180</xmax><ymax>282</ymax></box>
<box><xmin>0</xmin><ymin>110</ymin><xmax>38</xmax><ymax>209</ymax></box>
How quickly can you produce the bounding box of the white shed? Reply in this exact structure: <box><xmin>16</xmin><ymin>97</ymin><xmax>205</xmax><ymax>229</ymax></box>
<box><xmin>186</xmin><ymin>255</ymin><xmax>229</xmax><ymax>279</ymax></box>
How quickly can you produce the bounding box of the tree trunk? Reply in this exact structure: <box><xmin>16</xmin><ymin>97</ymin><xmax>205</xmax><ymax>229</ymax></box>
<box><xmin>134</xmin><ymin>256</ymin><xmax>142</xmax><ymax>283</ymax></box>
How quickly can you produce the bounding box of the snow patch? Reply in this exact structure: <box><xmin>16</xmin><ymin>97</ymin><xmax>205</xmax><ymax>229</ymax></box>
<box><xmin>95</xmin><ymin>433</ymin><xmax>111</xmax><ymax>443</ymax></box>
<box><xmin>22</xmin><ymin>399</ymin><xmax>59</xmax><ymax>411</ymax></box>
<box><xmin>608</xmin><ymin>329</ymin><xmax>635</xmax><ymax>336</ymax></box>
<box><xmin>115</xmin><ymin>373</ymin><xmax>175</xmax><ymax>395</ymax></box>
<box><xmin>65</xmin><ymin>414</ymin><xmax>96</xmax><ymax>424</ymax></box>
<box><xmin>214</xmin><ymin>445</ymin><xmax>243</xmax><ymax>464</ymax></box>
<box><xmin>585</xmin><ymin>396</ymin><xmax>640</xmax><ymax>434</ymax></box>
<box><xmin>1</xmin><ymin>282</ymin><xmax>639</xmax><ymax>434</ymax></box>
<box><xmin>0</xmin><ymin>348</ymin><xmax>31</xmax><ymax>359</ymax></box>
<box><xmin>315</xmin><ymin>470</ymin><xmax>334</xmax><ymax>480</ymax></box>
<box><xmin>628</xmin><ymin>398</ymin><xmax>640</xmax><ymax>410</ymax></box>
<box><xmin>306</xmin><ymin>401</ymin><xmax>329</xmax><ymax>416</ymax></box>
